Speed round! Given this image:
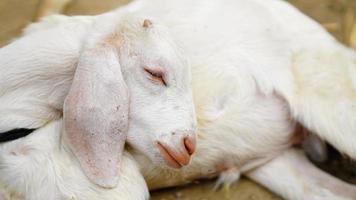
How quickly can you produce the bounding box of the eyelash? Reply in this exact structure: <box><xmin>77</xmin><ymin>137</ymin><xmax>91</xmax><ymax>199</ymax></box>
<box><xmin>144</xmin><ymin>68</ymin><xmax>167</xmax><ymax>86</ymax></box>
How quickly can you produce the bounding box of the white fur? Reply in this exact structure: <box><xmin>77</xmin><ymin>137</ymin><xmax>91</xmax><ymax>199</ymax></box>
<box><xmin>1</xmin><ymin>0</ymin><xmax>356</xmax><ymax>199</ymax></box>
<box><xmin>0</xmin><ymin>120</ymin><xmax>148</xmax><ymax>200</ymax></box>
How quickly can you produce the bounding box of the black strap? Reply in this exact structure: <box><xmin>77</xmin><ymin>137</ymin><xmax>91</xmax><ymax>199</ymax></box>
<box><xmin>0</xmin><ymin>128</ymin><xmax>36</xmax><ymax>143</ymax></box>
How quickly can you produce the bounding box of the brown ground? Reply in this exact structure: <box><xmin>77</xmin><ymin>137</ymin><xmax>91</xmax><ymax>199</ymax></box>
<box><xmin>0</xmin><ymin>0</ymin><xmax>355</xmax><ymax>199</ymax></box>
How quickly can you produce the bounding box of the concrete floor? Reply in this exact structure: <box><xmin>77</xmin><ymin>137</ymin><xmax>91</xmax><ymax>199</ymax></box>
<box><xmin>0</xmin><ymin>0</ymin><xmax>355</xmax><ymax>199</ymax></box>
<box><xmin>150</xmin><ymin>178</ymin><xmax>281</xmax><ymax>200</ymax></box>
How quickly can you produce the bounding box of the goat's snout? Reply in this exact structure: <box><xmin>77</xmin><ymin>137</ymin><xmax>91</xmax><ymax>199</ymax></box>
<box><xmin>156</xmin><ymin>134</ymin><xmax>196</xmax><ymax>169</ymax></box>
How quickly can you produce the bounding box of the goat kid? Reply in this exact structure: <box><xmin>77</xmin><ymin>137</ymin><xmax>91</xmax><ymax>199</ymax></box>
<box><xmin>0</xmin><ymin>9</ymin><xmax>195</xmax><ymax>200</ymax></box>
<box><xmin>1</xmin><ymin>0</ymin><xmax>356</xmax><ymax>199</ymax></box>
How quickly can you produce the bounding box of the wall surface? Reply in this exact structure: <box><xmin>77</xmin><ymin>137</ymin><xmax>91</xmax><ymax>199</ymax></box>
<box><xmin>0</xmin><ymin>0</ymin><xmax>40</xmax><ymax>46</ymax></box>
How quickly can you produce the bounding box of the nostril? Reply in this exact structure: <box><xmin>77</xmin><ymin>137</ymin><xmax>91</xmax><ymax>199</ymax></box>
<box><xmin>183</xmin><ymin>137</ymin><xmax>196</xmax><ymax>155</ymax></box>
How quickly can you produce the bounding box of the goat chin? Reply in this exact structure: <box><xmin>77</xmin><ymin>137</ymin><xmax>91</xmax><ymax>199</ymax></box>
<box><xmin>1</xmin><ymin>0</ymin><xmax>356</xmax><ymax>199</ymax></box>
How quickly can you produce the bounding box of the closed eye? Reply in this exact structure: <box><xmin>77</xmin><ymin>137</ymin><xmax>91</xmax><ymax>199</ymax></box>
<box><xmin>144</xmin><ymin>67</ymin><xmax>167</xmax><ymax>86</ymax></box>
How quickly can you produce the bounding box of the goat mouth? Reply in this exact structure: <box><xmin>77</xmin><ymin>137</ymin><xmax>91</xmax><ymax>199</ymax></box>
<box><xmin>156</xmin><ymin>142</ymin><xmax>185</xmax><ymax>169</ymax></box>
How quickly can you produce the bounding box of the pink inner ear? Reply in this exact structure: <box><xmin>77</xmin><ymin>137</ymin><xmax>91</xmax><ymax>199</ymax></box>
<box><xmin>64</xmin><ymin>48</ymin><xmax>129</xmax><ymax>188</ymax></box>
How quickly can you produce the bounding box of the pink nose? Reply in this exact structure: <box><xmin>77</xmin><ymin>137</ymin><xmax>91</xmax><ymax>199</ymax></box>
<box><xmin>156</xmin><ymin>136</ymin><xmax>196</xmax><ymax>169</ymax></box>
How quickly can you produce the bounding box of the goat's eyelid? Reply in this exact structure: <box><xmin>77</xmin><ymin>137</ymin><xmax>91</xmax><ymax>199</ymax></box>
<box><xmin>144</xmin><ymin>67</ymin><xmax>167</xmax><ymax>86</ymax></box>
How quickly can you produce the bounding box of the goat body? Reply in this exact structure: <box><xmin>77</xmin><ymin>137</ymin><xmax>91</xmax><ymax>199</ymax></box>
<box><xmin>1</xmin><ymin>0</ymin><xmax>356</xmax><ymax>199</ymax></box>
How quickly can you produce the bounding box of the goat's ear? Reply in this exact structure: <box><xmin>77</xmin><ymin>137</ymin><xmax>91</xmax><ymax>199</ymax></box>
<box><xmin>63</xmin><ymin>38</ymin><xmax>129</xmax><ymax>188</ymax></box>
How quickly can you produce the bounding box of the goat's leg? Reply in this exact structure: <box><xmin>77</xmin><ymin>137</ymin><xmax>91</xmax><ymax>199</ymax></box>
<box><xmin>246</xmin><ymin>148</ymin><xmax>356</xmax><ymax>200</ymax></box>
<box><xmin>281</xmin><ymin>47</ymin><xmax>356</xmax><ymax>160</ymax></box>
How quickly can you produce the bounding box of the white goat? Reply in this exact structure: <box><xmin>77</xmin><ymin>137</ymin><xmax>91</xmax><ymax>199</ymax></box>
<box><xmin>1</xmin><ymin>0</ymin><xmax>356</xmax><ymax>199</ymax></box>
<box><xmin>0</xmin><ymin>9</ymin><xmax>196</xmax><ymax>200</ymax></box>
